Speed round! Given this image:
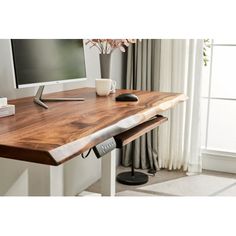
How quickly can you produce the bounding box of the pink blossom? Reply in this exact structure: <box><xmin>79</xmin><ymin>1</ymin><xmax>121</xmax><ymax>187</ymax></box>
<box><xmin>86</xmin><ymin>39</ymin><xmax>139</xmax><ymax>54</ymax></box>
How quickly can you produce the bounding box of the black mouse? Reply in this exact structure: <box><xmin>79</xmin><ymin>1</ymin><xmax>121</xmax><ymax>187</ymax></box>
<box><xmin>115</xmin><ymin>93</ymin><xmax>139</xmax><ymax>102</ymax></box>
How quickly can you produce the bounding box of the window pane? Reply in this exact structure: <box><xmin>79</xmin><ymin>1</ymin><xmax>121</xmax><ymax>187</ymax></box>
<box><xmin>207</xmin><ymin>99</ymin><xmax>236</xmax><ymax>152</ymax></box>
<box><xmin>202</xmin><ymin>59</ymin><xmax>210</xmax><ymax>97</ymax></box>
<box><xmin>201</xmin><ymin>98</ymin><xmax>208</xmax><ymax>148</ymax></box>
<box><xmin>211</xmin><ymin>46</ymin><xmax>236</xmax><ymax>99</ymax></box>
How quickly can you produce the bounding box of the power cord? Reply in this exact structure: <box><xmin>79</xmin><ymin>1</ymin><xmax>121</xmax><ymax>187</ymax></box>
<box><xmin>81</xmin><ymin>148</ymin><xmax>92</xmax><ymax>159</ymax></box>
<box><xmin>148</xmin><ymin>168</ymin><xmax>157</xmax><ymax>176</ymax></box>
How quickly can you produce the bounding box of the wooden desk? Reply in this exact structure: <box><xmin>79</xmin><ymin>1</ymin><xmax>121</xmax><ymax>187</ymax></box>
<box><xmin>0</xmin><ymin>88</ymin><xmax>187</xmax><ymax>196</ymax></box>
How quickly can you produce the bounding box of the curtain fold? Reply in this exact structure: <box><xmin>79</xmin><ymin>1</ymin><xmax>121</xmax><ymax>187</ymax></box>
<box><xmin>158</xmin><ymin>39</ymin><xmax>203</xmax><ymax>174</ymax></box>
<box><xmin>122</xmin><ymin>40</ymin><xmax>161</xmax><ymax>170</ymax></box>
<box><xmin>122</xmin><ymin>39</ymin><xmax>203</xmax><ymax>174</ymax></box>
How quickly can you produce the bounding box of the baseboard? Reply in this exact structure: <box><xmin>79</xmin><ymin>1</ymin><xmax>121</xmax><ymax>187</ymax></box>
<box><xmin>202</xmin><ymin>149</ymin><xmax>236</xmax><ymax>174</ymax></box>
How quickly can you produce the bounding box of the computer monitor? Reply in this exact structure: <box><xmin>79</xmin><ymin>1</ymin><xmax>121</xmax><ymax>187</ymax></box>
<box><xmin>11</xmin><ymin>39</ymin><xmax>87</xmax><ymax>108</ymax></box>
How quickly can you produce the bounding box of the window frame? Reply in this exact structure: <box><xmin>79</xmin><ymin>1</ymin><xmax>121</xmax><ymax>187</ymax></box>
<box><xmin>202</xmin><ymin>40</ymin><xmax>236</xmax><ymax>154</ymax></box>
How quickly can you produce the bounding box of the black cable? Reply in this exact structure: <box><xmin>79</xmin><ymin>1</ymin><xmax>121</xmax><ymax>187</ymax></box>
<box><xmin>148</xmin><ymin>168</ymin><xmax>157</xmax><ymax>176</ymax></box>
<box><xmin>81</xmin><ymin>148</ymin><xmax>92</xmax><ymax>159</ymax></box>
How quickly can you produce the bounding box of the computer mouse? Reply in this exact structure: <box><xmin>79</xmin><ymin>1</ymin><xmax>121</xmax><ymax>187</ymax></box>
<box><xmin>115</xmin><ymin>93</ymin><xmax>139</xmax><ymax>102</ymax></box>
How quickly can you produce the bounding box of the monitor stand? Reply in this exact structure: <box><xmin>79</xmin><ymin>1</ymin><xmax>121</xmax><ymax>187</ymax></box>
<box><xmin>34</xmin><ymin>86</ymin><xmax>85</xmax><ymax>109</ymax></box>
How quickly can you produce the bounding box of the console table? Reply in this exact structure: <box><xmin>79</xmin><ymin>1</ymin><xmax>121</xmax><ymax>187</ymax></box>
<box><xmin>0</xmin><ymin>87</ymin><xmax>187</xmax><ymax>196</ymax></box>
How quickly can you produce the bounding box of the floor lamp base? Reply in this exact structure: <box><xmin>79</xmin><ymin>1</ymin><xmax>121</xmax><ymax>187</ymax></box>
<box><xmin>116</xmin><ymin>171</ymin><xmax>149</xmax><ymax>185</ymax></box>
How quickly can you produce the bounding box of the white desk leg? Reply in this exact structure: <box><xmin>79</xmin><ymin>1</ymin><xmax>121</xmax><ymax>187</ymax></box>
<box><xmin>50</xmin><ymin>165</ymin><xmax>64</xmax><ymax>196</ymax></box>
<box><xmin>28</xmin><ymin>164</ymin><xmax>64</xmax><ymax>196</ymax></box>
<box><xmin>101</xmin><ymin>150</ymin><xmax>116</xmax><ymax>196</ymax></box>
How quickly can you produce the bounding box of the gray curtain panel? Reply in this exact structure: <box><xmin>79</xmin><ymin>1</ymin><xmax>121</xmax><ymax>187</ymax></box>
<box><xmin>122</xmin><ymin>39</ymin><xmax>161</xmax><ymax>170</ymax></box>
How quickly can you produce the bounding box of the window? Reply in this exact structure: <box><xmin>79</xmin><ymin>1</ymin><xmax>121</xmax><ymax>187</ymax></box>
<box><xmin>201</xmin><ymin>40</ymin><xmax>236</xmax><ymax>154</ymax></box>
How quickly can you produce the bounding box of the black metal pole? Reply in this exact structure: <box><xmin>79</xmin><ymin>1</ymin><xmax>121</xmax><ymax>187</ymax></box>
<box><xmin>131</xmin><ymin>151</ymin><xmax>135</xmax><ymax>176</ymax></box>
<box><xmin>116</xmin><ymin>42</ymin><xmax>149</xmax><ymax>185</ymax></box>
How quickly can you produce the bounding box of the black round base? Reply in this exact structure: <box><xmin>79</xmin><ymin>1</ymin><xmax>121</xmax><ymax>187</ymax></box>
<box><xmin>116</xmin><ymin>171</ymin><xmax>149</xmax><ymax>185</ymax></box>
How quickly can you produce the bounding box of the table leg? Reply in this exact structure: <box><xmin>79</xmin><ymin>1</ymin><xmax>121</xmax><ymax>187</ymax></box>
<box><xmin>49</xmin><ymin>165</ymin><xmax>64</xmax><ymax>196</ymax></box>
<box><xmin>101</xmin><ymin>149</ymin><xmax>116</xmax><ymax>196</ymax></box>
<box><xmin>28</xmin><ymin>164</ymin><xmax>64</xmax><ymax>196</ymax></box>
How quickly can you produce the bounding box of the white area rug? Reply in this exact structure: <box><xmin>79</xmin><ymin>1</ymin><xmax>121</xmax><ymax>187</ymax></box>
<box><xmin>78</xmin><ymin>191</ymin><xmax>101</xmax><ymax>196</ymax></box>
<box><xmin>116</xmin><ymin>190</ymin><xmax>155</xmax><ymax>196</ymax></box>
<box><xmin>217</xmin><ymin>185</ymin><xmax>236</xmax><ymax>196</ymax></box>
<box><xmin>138</xmin><ymin>174</ymin><xmax>236</xmax><ymax>196</ymax></box>
<box><xmin>80</xmin><ymin>174</ymin><xmax>236</xmax><ymax>196</ymax></box>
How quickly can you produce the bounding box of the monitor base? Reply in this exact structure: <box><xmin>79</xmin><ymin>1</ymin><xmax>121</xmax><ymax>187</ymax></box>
<box><xmin>34</xmin><ymin>86</ymin><xmax>84</xmax><ymax>109</ymax></box>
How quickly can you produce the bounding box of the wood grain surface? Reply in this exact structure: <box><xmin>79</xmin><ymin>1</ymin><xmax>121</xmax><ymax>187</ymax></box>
<box><xmin>0</xmin><ymin>87</ymin><xmax>187</xmax><ymax>165</ymax></box>
<box><xmin>114</xmin><ymin>115</ymin><xmax>168</xmax><ymax>148</ymax></box>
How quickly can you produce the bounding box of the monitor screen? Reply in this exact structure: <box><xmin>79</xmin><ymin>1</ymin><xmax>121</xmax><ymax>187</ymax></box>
<box><xmin>11</xmin><ymin>39</ymin><xmax>86</xmax><ymax>88</ymax></box>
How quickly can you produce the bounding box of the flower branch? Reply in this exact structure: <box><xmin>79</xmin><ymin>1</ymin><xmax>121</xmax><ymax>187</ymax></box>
<box><xmin>86</xmin><ymin>39</ymin><xmax>138</xmax><ymax>54</ymax></box>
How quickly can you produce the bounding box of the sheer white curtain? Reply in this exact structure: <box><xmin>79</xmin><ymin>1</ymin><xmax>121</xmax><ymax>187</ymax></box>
<box><xmin>158</xmin><ymin>39</ymin><xmax>203</xmax><ymax>174</ymax></box>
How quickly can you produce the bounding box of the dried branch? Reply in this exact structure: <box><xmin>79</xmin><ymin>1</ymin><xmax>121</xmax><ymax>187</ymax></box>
<box><xmin>86</xmin><ymin>39</ymin><xmax>138</xmax><ymax>54</ymax></box>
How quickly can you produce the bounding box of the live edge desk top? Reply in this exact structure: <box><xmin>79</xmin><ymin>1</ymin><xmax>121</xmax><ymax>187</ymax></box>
<box><xmin>0</xmin><ymin>88</ymin><xmax>187</xmax><ymax>166</ymax></box>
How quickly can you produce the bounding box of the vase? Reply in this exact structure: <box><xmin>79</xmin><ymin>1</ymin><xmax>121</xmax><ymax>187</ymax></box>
<box><xmin>99</xmin><ymin>54</ymin><xmax>111</xmax><ymax>79</ymax></box>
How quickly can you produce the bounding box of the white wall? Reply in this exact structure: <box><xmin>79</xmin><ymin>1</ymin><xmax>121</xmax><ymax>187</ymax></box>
<box><xmin>0</xmin><ymin>39</ymin><xmax>125</xmax><ymax>196</ymax></box>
